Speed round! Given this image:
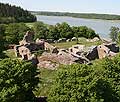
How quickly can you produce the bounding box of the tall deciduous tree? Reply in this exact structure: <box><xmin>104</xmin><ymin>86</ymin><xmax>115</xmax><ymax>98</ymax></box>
<box><xmin>33</xmin><ymin>21</ymin><xmax>49</xmax><ymax>39</ymax></box>
<box><xmin>109</xmin><ymin>26</ymin><xmax>119</xmax><ymax>42</ymax></box>
<box><xmin>56</xmin><ymin>22</ymin><xmax>74</xmax><ymax>39</ymax></box>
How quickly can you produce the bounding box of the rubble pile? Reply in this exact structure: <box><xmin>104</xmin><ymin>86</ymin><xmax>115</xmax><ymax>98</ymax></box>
<box><xmin>14</xmin><ymin>31</ymin><xmax>119</xmax><ymax>69</ymax></box>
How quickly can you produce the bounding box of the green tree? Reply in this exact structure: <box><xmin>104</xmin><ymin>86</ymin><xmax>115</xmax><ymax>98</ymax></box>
<box><xmin>117</xmin><ymin>32</ymin><xmax>120</xmax><ymax>45</ymax></box>
<box><xmin>56</xmin><ymin>22</ymin><xmax>74</xmax><ymax>39</ymax></box>
<box><xmin>0</xmin><ymin>58</ymin><xmax>39</xmax><ymax>102</ymax></box>
<box><xmin>48</xmin><ymin>25</ymin><xmax>60</xmax><ymax>40</ymax></box>
<box><xmin>33</xmin><ymin>21</ymin><xmax>49</xmax><ymax>39</ymax></box>
<box><xmin>109</xmin><ymin>26</ymin><xmax>119</xmax><ymax>42</ymax></box>
<box><xmin>86</xmin><ymin>28</ymin><xmax>96</xmax><ymax>38</ymax></box>
<box><xmin>5</xmin><ymin>23</ymin><xmax>30</xmax><ymax>44</ymax></box>
<box><xmin>79</xmin><ymin>26</ymin><xmax>88</xmax><ymax>37</ymax></box>
<box><xmin>72</xmin><ymin>26</ymin><xmax>97</xmax><ymax>39</ymax></box>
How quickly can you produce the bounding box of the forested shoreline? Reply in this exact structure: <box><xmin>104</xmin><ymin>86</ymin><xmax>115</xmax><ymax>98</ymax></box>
<box><xmin>0</xmin><ymin>3</ymin><xmax>36</xmax><ymax>24</ymax></box>
<box><xmin>31</xmin><ymin>11</ymin><xmax>120</xmax><ymax>20</ymax></box>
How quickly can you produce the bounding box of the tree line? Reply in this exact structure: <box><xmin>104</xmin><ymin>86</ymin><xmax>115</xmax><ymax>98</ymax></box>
<box><xmin>0</xmin><ymin>22</ymin><xmax>98</xmax><ymax>47</ymax></box>
<box><xmin>33</xmin><ymin>22</ymin><xmax>98</xmax><ymax>40</ymax></box>
<box><xmin>0</xmin><ymin>3</ymin><xmax>36</xmax><ymax>24</ymax></box>
<box><xmin>32</xmin><ymin>11</ymin><xmax>120</xmax><ymax>20</ymax></box>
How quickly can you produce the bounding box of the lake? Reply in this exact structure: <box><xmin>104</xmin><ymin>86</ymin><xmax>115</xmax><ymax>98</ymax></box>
<box><xmin>36</xmin><ymin>15</ymin><xmax>120</xmax><ymax>39</ymax></box>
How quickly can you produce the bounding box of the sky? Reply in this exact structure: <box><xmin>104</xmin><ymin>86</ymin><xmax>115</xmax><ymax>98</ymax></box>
<box><xmin>0</xmin><ymin>0</ymin><xmax>120</xmax><ymax>15</ymax></box>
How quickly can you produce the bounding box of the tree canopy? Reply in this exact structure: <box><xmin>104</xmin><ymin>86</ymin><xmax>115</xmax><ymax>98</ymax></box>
<box><xmin>33</xmin><ymin>22</ymin><xmax>98</xmax><ymax>40</ymax></box>
<box><xmin>5</xmin><ymin>23</ymin><xmax>30</xmax><ymax>44</ymax></box>
<box><xmin>0</xmin><ymin>3</ymin><xmax>36</xmax><ymax>24</ymax></box>
<box><xmin>109</xmin><ymin>26</ymin><xmax>120</xmax><ymax>42</ymax></box>
<box><xmin>33</xmin><ymin>21</ymin><xmax>49</xmax><ymax>40</ymax></box>
<box><xmin>109</xmin><ymin>26</ymin><xmax>120</xmax><ymax>45</ymax></box>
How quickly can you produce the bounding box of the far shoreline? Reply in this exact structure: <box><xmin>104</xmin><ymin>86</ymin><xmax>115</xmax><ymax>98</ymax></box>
<box><xmin>35</xmin><ymin>14</ymin><xmax>120</xmax><ymax>23</ymax></box>
<box><xmin>32</xmin><ymin>12</ymin><xmax>120</xmax><ymax>22</ymax></box>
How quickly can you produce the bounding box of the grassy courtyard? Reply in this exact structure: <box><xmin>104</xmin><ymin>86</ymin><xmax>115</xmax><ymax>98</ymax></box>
<box><xmin>52</xmin><ymin>37</ymin><xmax>102</xmax><ymax>49</ymax></box>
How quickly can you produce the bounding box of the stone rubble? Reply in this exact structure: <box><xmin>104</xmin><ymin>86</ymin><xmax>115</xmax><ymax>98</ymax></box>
<box><xmin>14</xmin><ymin>32</ymin><xmax>119</xmax><ymax>69</ymax></box>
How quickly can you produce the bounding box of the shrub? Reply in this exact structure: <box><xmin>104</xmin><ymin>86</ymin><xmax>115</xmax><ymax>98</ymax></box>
<box><xmin>48</xmin><ymin>55</ymin><xmax>120</xmax><ymax>102</ymax></box>
<box><xmin>0</xmin><ymin>58</ymin><xmax>39</xmax><ymax>102</ymax></box>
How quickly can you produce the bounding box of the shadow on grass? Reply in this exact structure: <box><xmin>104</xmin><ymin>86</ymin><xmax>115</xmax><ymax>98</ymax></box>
<box><xmin>0</xmin><ymin>52</ymin><xmax>8</xmax><ymax>59</ymax></box>
<box><xmin>36</xmin><ymin>96</ymin><xmax>47</xmax><ymax>102</ymax></box>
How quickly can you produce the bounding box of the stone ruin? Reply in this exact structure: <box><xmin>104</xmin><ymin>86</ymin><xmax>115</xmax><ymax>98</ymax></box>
<box><xmin>14</xmin><ymin>31</ymin><xmax>44</xmax><ymax>64</ymax></box>
<box><xmin>14</xmin><ymin>31</ymin><xmax>90</xmax><ymax>69</ymax></box>
<box><xmin>97</xmin><ymin>43</ymin><xmax>119</xmax><ymax>59</ymax></box>
<box><xmin>68</xmin><ymin>43</ymin><xmax>119</xmax><ymax>61</ymax></box>
<box><xmin>14</xmin><ymin>31</ymin><xmax>119</xmax><ymax>69</ymax></box>
<box><xmin>14</xmin><ymin>31</ymin><xmax>60</xmax><ymax>66</ymax></box>
<box><xmin>37</xmin><ymin>49</ymin><xmax>90</xmax><ymax>70</ymax></box>
<box><xmin>44</xmin><ymin>42</ymin><xmax>59</xmax><ymax>53</ymax></box>
<box><xmin>19</xmin><ymin>31</ymin><xmax>34</xmax><ymax>46</ymax></box>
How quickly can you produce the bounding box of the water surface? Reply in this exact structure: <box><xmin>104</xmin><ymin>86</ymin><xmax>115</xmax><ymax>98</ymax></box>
<box><xmin>36</xmin><ymin>15</ymin><xmax>120</xmax><ymax>39</ymax></box>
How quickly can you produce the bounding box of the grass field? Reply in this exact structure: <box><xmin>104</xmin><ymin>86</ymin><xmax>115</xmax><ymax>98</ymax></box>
<box><xmin>34</xmin><ymin>68</ymin><xmax>57</xmax><ymax>96</ymax></box>
<box><xmin>25</xmin><ymin>22</ymin><xmax>35</xmax><ymax>28</ymax></box>
<box><xmin>3</xmin><ymin>49</ymin><xmax>16</xmax><ymax>58</ymax></box>
<box><xmin>52</xmin><ymin>38</ymin><xmax>102</xmax><ymax>49</ymax></box>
